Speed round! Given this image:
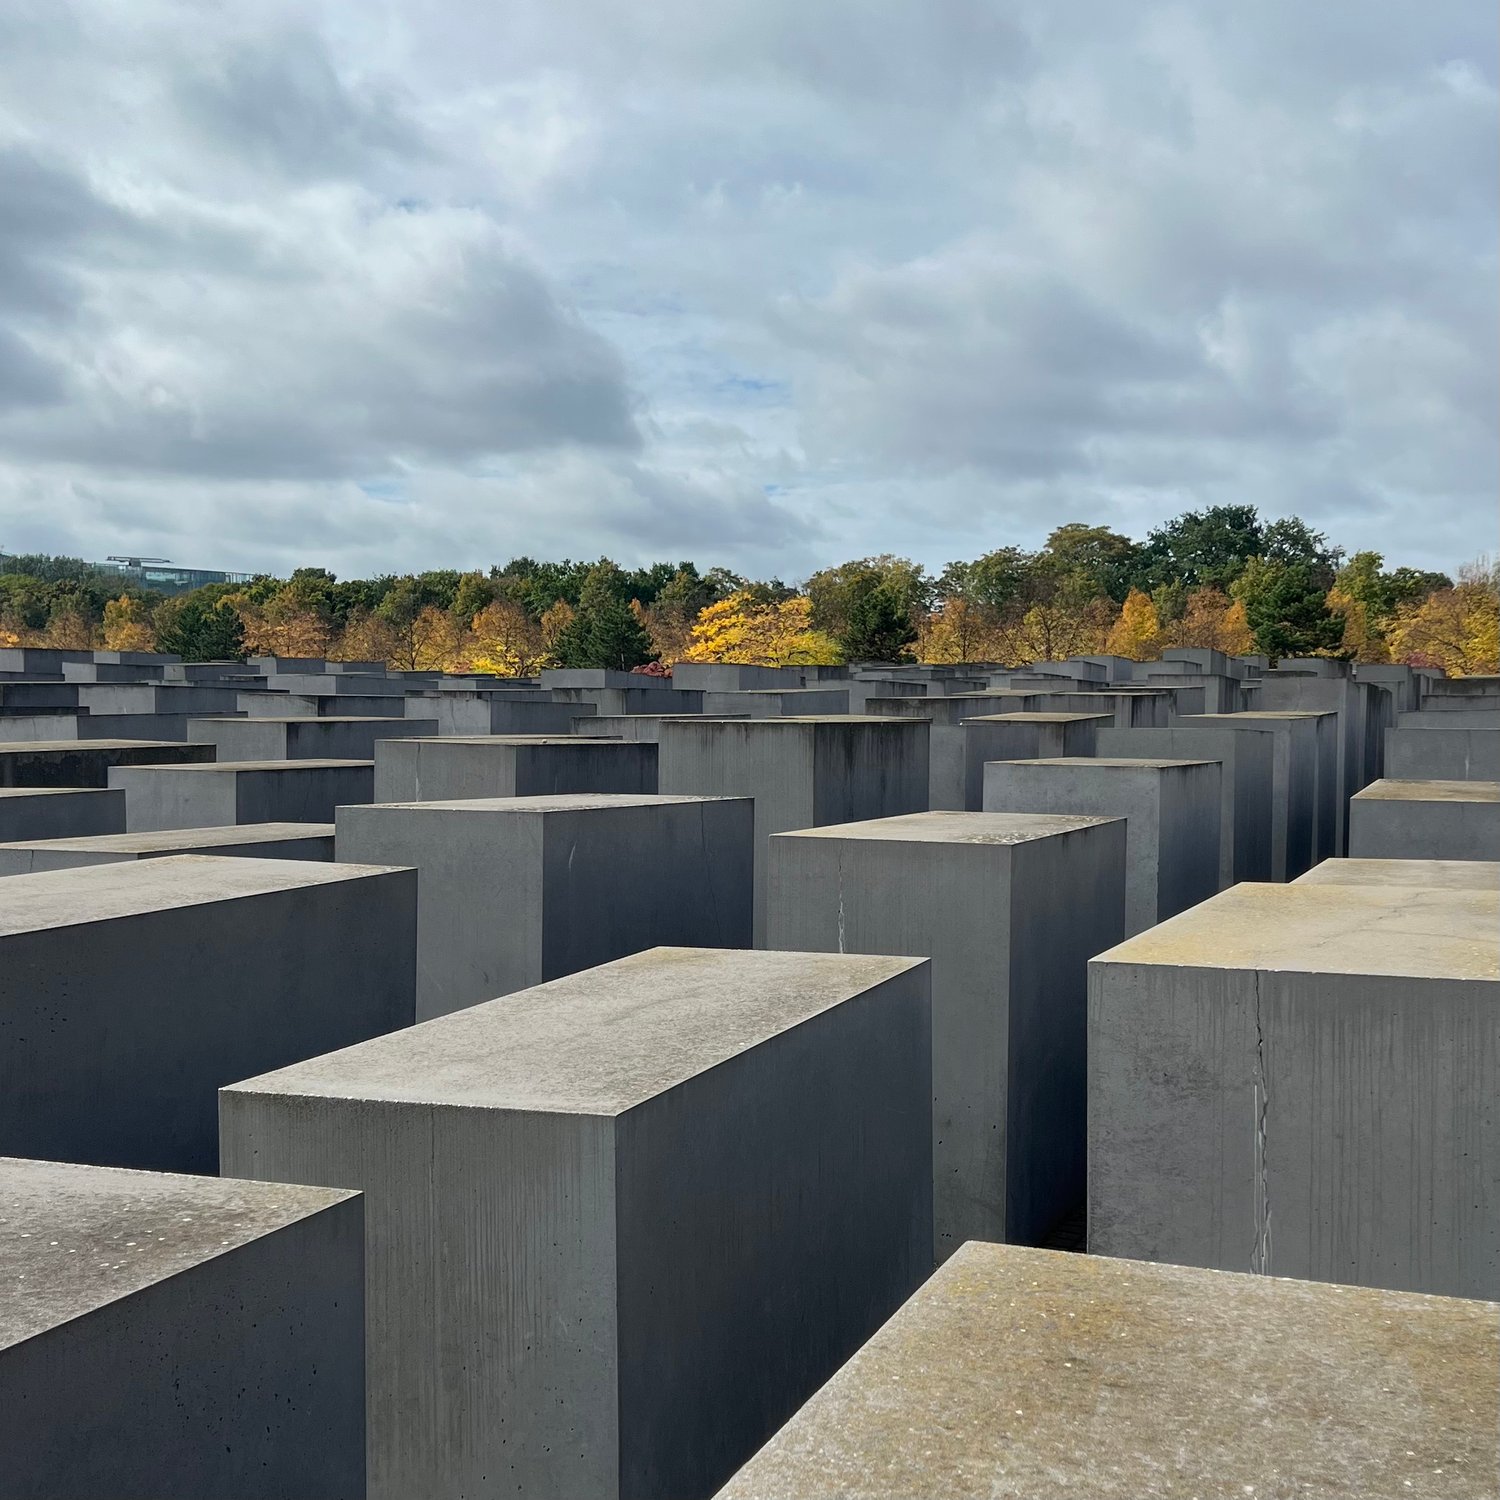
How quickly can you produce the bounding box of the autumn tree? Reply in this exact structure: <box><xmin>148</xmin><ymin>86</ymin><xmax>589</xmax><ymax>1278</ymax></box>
<box><xmin>683</xmin><ymin>592</ymin><xmax>837</xmax><ymax>666</ymax></box>
<box><xmin>806</xmin><ymin>556</ymin><xmax>929</xmax><ymax>662</ymax></box>
<box><xmin>101</xmin><ymin>595</ymin><xmax>156</xmax><ymax>652</ymax></box>
<box><xmin>1105</xmin><ymin>589</ymin><xmax>1162</xmax><ymax>660</ymax></box>
<box><xmin>1388</xmin><ymin>561</ymin><xmax>1499</xmax><ymax>676</ymax></box>
<box><xmin>1165</xmin><ymin>587</ymin><xmax>1257</xmax><ymax>655</ymax></box>
<box><xmin>468</xmin><ymin>600</ymin><xmax>551</xmax><ymax>677</ymax></box>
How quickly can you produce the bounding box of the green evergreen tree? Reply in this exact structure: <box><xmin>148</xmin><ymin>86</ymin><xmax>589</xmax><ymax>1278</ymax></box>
<box><xmin>151</xmin><ymin>587</ymin><xmax>246</xmax><ymax>661</ymax></box>
<box><xmin>838</xmin><ymin>571</ymin><xmax>918</xmax><ymax>662</ymax></box>
<box><xmin>554</xmin><ymin>562</ymin><xmax>656</xmax><ymax>670</ymax></box>
<box><xmin>1232</xmin><ymin>556</ymin><xmax>1344</xmax><ymax>660</ymax></box>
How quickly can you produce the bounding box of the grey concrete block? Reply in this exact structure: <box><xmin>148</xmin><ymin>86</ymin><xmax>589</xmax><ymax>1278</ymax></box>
<box><xmin>0</xmin><ymin>739</ymin><xmax>215</xmax><ymax>789</ymax></box>
<box><xmin>540</xmin><ymin>668</ymin><xmax>677</xmax><ymax>691</ymax></box>
<box><xmin>76</xmin><ymin>683</ymin><xmax>242</xmax><ymax>717</ymax></box>
<box><xmin>960</xmin><ymin>713</ymin><xmax>1114</xmax><ymax>811</ymax></box>
<box><xmin>336</xmin><ymin>793</ymin><xmax>754</xmax><ymax>1018</ymax></box>
<box><xmin>671</xmin><ymin>663</ymin><xmax>805</xmax><ymax>692</ymax></box>
<box><xmin>264</xmin><ymin>672</ymin><xmax>407</xmax><ymax>697</ymax></box>
<box><xmin>221</xmin><ymin>946</ymin><xmax>932</xmax><ymax>1500</ymax></box>
<box><xmin>1385</xmin><ymin>725</ymin><xmax>1500</xmax><ymax>781</ymax></box>
<box><xmin>573</xmin><ymin>714</ymin><xmax>748</xmax><ymax>741</ymax></box>
<box><xmin>404</xmin><ymin>691</ymin><xmax>591</xmax><ymax>736</ymax></box>
<box><xmin>983</xmin><ymin>758</ymin><xmax>1220</xmax><ymax>934</ymax></box>
<box><xmin>658</xmin><ymin>718</ymin><xmax>930</xmax><ymax>940</ymax></box>
<box><xmin>713</xmin><ymin>1242</ymin><xmax>1499</xmax><ymax>1500</ymax></box>
<box><xmin>1349</xmin><ymin>779</ymin><xmax>1500</xmax><ymax>861</ymax></box>
<box><xmin>0</xmin><ymin>787</ymin><xmax>126</xmax><ymax>842</ymax></box>
<box><xmin>1033</xmin><ymin>691</ymin><xmax>1172</xmax><ymax>729</ymax></box>
<box><xmin>109</xmin><ymin>759</ymin><xmax>374</xmax><ymax>830</ymax></box>
<box><xmin>0</xmin><ymin>855</ymin><xmax>415</xmax><ymax>1173</ymax></box>
<box><xmin>1095</xmin><ymin>724</ymin><xmax>1274</xmax><ymax>883</ymax></box>
<box><xmin>1294</xmin><ymin>857</ymin><xmax>1500</xmax><ymax>890</ymax></box>
<box><xmin>701</xmin><ymin>688</ymin><xmax>850</xmax><ymax>717</ymax></box>
<box><xmin>0</xmin><ymin>1157</ymin><xmax>364</xmax><ymax>1500</ymax></box>
<box><xmin>1398</xmin><ymin>708</ymin><xmax>1500</xmax><ymax>729</ymax></box>
<box><xmin>0</xmin><ymin>822</ymin><xmax>336</xmax><ymax>875</ymax></box>
<box><xmin>373</xmin><ymin>735</ymin><xmax>657</xmax><ymax>801</ymax></box>
<box><xmin>766</xmin><ymin>812</ymin><xmax>1126</xmax><ymax>1256</ymax></box>
<box><xmin>1088</xmin><ymin>882</ymin><xmax>1499</xmax><ymax>1299</ymax></box>
<box><xmin>187</xmin><ymin>715</ymin><xmax>438</xmax><ymax>761</ymax></box>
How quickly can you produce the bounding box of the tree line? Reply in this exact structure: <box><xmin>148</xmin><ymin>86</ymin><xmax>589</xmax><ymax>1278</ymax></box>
<box><xmin>2</xmin><ymin>506</ymin><xmax>1494</xmax><ymax>676</ymax></box>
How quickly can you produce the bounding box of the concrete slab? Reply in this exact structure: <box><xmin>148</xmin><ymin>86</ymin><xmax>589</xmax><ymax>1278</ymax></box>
<box><xmin>1349</xmin><ymin>779</ymin><xmax>1500</xmax><ymax>862</ymax></box>
<box><xmin>336</xmin><ymin>793</ymin><xmax>754</xmax><ymax>1018</ymax></box>
<box><xmin>959</xmin><ymin>713</ymin><xmax>1113</xmax><ymax>811</ymax></box>
<box><xmin>222</xmin><ymin>946</ymin><xmax>932</xmax><ymax>1500</ymax></box>
<box><xmin>701</xmin><ymin>688</ymin><xmax>851</xmax><ymax>717</ymax></box>
<box><xmin>187</xmin><ymin>715</ymin><xmax>438</xmax><ymax>760</ymax></box>
<box><xmin>766</xmin><ymin>811</ymin><xmax>1126</xmax><ymax>1256</ymax></box>
<box><xmin>1385</xmin><ymin>725</ymin><xmax>1500</xmax><ymax>781</ymax></box>
<box><xmin>374</xmin><ymin>735</ymin><xmax>657</xmax><ymax>801</ymax></box>
<box><xmin>0</xmin><ymin>855</ymin><xmax>415</xmax><ymax>1173</ymax></box>
<box><xmin>1088</xmin><ymin>882</ymin><xmax>1500</xmax><ymax>1298</ymax></box>
<box><xmin>0</xmin><ymin>822</ymin><xmax>335</xmax><ymax>875</ymax></box>
<box><xmin>1294</xmin><ymin>857</ymin><xmax>1500</xmax><ymax>890</ymax></box>
<box><xmin>983</xmin><ymin>758</ymin><xmax>1221</xmax><ymax>934</ymax></box>
<box><xmin>109</xmin><ymin>758</ymin><xmax>374</xmax><ymax>830</ymax></box>
<box><xmin>0</xmin><ymin>1156</ymin><xmax>364</xmax><ymax>1499</ymax></box>
<box><xmin>0</xmin><ymin>787</ymin><xmax>126</xmax><ymax>843</ymax></box>
<box><xmin>0</xmin><ymin>739</ymin><xmax>214</xmax><ymax>789</ymax></box>
<box><xmin>713</xmin><ymin>1242</ymin><xmax>1499</xmax><ymax>1500</ymax></box>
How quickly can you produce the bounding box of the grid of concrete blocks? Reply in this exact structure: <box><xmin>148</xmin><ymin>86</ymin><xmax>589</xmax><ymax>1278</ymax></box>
<box><xmin>1</xmin><ymin>643</ymin><xmax>1495</xmax><ymax>1499</ymax></box>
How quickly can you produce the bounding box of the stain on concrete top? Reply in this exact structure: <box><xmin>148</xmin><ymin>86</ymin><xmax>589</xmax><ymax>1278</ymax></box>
<box><xmin>714</xmin><ymin>1242</ymin><xmax>1500</xmax><ymax>1500</ymax></box>
<box><xmin>111</xmin><ymin>758</ymin><xmax>373</xmax><ymax>773</ymax></box>
<box><xmin>354</xmin><ymin>793</ymin><xmax>748</xmax><ymax>815</ymax></box>
<box><xmin>225</xmin><ymin>946</ymin><xmax>926</xmax><ymax>1115</ymax></box>
<box><xmin>1354</xmin><ymin>778</ymin><xmax>1500</xmax><ymax>804</ymax></box>
<box><xmin>772</xmin><ymin>811</ymin><xmax>1121</xmax><ymax>846</ymax></box>
<box><xmin>0</xmin><ymin>822</ymin><xmax>334</xmax><ymax>855</ymax></box>
<box><xmin>1094</xmin><ymin>883</ymin><xmax>1499</xmax><ymax>980</ymax></box>
<box><xmin>1295</xmin><ymin>858</ymin><xmax>1500</xmax><ymax>890</ymax></box>
<box><xmin>0</xmin><ymin>788</ymin><xmax>114</xmax><ymax>800</ymax></box>
<box><xmin>0</xmin><ymin>740</ymin><xmax>186</xmax><ymax>754</ymax></box>
<box><xmin>0</xmin><ymin>1157</ymin><xmax>355</xmax><ymax>1349</ymax></box>
<box><xmin>0</xmin><ymin>854</ymin><xmax>408</xmax><ymax>936</ymax></box>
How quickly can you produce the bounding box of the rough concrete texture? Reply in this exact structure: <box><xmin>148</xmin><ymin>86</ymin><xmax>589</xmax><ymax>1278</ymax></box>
<box><xmin>1032</xmin><ymin>691</ymin><xmax>1172</xmax><ymax>730</ymax></box>
<box><xmin>1096</xmin><ymin>723</ymin><xmax>1273</xmax><ymax>883</ymax></box>
<box><xmin>0</xmin><ymin>739</ymin><xmax>214</xmax><ymax>789</ymax></box>
<box><xmin>108</xmin><ymin>757</ymin><xmax>374</xmax><ymax>830</ymax></box>
<box><xmin>0</xmin><ymin>855</ymin><xmax>416</xmax><ymax>1173</ymax></box>
<box><xmin>374</xmin><ymin>734</ymin><xmax>657</xmax><ymax>801</ymax></box>
<box><xmin>574</xmin><ymin>713</ymin><xmax>749</xmax><ymax>741</ymax></box>
<box><xmin>187</xmin><ymin>715</ymin><xmax>438</xmax><ymax>760</ymax></box>
<box><xmin>714</xmin><ymin>1242</ymin><xmax>1500</xmax><ymax>1500</ymax></box>
<box><xmin>0</xmin><ymin>1156</ymin><xmax>365</xmax><ymax>1499</ymax></box>
<box><xmin>1294</xmin><ymin>857</ymin><xmax>1500</xmax><ymax>890</ymax></box>
<box><xmin>409</xmin><ymin>693</ymin><xmax>590</xmax><ymax>736</ymax></box>
<box><xmin>0</xmin><ymin>787</ymin><xmax>126</xmax><ymax>843</ymax></box>
<box><xmin>701</xmin><ymin>688</ymin><xmax>851</xmax><ymax>717</ymax></box>
<box><xmin>658</xmin><ymin>717</ymin><xmax>930</xmax><ymax>940</ymax></box>
<box><xmin>0</xmin><ymin>821</ymin><xmax>335</xmax><ymax>875</ymax></box>
<box><xmin>222</xmin><ymin>946</ymin><xmax>932</xmax><ymax>1500</ymax></box>
<box><xmin>1273</xmin><ymin>708</ymin><xmax>1340</xmax><ymax>861</ymax></box>
<box><xmin>1385</xmin><ymin>725</ymin><xmax>1500</xmax><ymax>781</ymax></box>
<box><xmin>959</xmin><ymin>713</ymin><xmax>1113</xmax><ymax>811</ymax></box>
<box><xmin>1349</xmin><ymin>778</ymin><xmax>1500</xmax><ymax>862</ymax></box>
<box><xmin>983</xmin><ymin>758</ymin><xmax>1220</xmax><ymax>935</ymax></box>
<box><xmin>766</xmin><ymin>812</ymin><xmax>1126</xmax><ymax>1257</ymax></box>
<box><xmin>336</xmin><ymin>793</ymin><xmax>753</xmax><ymax>1018</ymax></box>
<box><xmin>1089</xmin><ymin>882</ymin><xmax>1500</xmax><ymax>1299</ymax></box>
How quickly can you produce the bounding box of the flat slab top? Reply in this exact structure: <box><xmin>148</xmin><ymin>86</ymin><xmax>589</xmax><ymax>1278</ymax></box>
<box><xmin>0</xmin><ymin>1157</ymin><xmax>355</xmax><ymax>1350</ymax></box>
<box><xmin>353</xmin><ymin>793</ymin><xmax>744</xmax><ymax>815</ymax></box>
<box><xmin>965</xmin><ymin>712</ymin><xmax>1116</xmax><ymax>724</ymax></box>
<box><xmin>0</xmin><ymin>787</ymin><xmax>112</xmax><ymax>800</ymax></box>
<box><xmin>994</xmin><ymin>757</ymin><xmax>1217</xmax><ymax>770</ymax></box>
<box><xmin>1296</xmin><ymin>858</ymin><xmax>1500</xmax><ymax>890</ymax></box>
<box><xmin>773</xmin><ymin>811</ymin><xmax>1120</xmax><ymax>846</ymax></box>
<box><xmin>662</xmin><ymin>716</ymin><xmax>920</xmax><ymax>727</ymax></box>
<box><xmin>391</xmin><ymin>736</ymin><xmax>623</xmax><ymax>748</ymax></box>
<box><xmin>1176</xmin><ymin>713</ymin><xmax>1309</xmax><ymax>727</ymax></box>
<box><xmin>111</xmin><ymin>758</ymin><xmax>373</xmax><ymax>773</ymax></box>
<box><xmin>0</xmin><ymin>854</ymin><xmax>403</xmax><ymax>937</ymax></box>
<box><xmin>192</xmin><ymin>716</ymin><xmax>421</xmax><ymax>726</ymax></box>
<box><xmin>1355</xmin><ymin>778</ymin><xmax>1500</xmax><ymax>803</ymax></box>
<box><xmin>716</xmin><ymin>1243</ymin><xmax>1500</xmax><ymax>1500</ymax></box>
<box><xmin>225</xmin><ymin>946</ymin><xmax>925</xmax><ymax>1116</ymax></box>
<box><xmin>1096</xmin><ymin>883</ymin><xmax>1499</xmax><ymax>981</ymax></box>
<box><xmin>0</xmin><ymin>740</ymin><xmax>188</xmax><ymax>754</ymax></box>
<box><xmin>0</xmin><ymin>823</ymin><xmax>334</xmax><ymax>855</ymax></box>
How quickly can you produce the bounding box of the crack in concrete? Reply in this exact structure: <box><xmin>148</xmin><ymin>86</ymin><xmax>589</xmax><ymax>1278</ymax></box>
<box><xmin>1250</xmin><ymin>969</ymin><xmax>1273</xmax><ymax>1276</ymax></box>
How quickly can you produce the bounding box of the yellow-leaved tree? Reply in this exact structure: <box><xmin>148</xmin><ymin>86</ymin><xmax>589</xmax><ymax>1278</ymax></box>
<box><xmin>1104</xmin><ymin>588</ymin><xmax>1162</xmax><ymax>661</ymax></box>
<box><xmin>467</xmin><ymin>600</ymin><xmax>552</xmax><ymax>677</ymax></box>
<box><xmin>101</xmin><ymin>595</ymin><xmax>157</xmax><ymax>652</ymax></box>
<box><xmin>1388</xmin><ymin>562</ymin><xmax>1500</xmax><ymax>676</ymax></box>
<box><xmin>683</xmin><ymin>592</ymin><xmax>838</xmax><ymax>666</ymax></box>
<box><xmin>1164</xmin><ymin>587</ymin><xmax>1257</xmax><ymax>655</ymax></box>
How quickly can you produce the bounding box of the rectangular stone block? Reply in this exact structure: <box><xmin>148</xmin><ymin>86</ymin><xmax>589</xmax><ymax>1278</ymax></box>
<box><xmin>1034</xmin><ymin>690</ymin><xmax>1172</xmax><ymax>729</ymax></box>
<box><xmin>0</xmin><ymin>738</ymin><xmax>214</xmax><ymax>789</ymax></box>
<box><xmin>0</xmin><ymin>786</ymin><xmax>126</xmax><ymax>842</ymax></box>
<box><xmin>766</xmin><ymin>812</ymin><xmax>1125</xmax><ymax>1256</ymax></box>
<box><xmin>0</xmin><ymin>1157</ymin><xmax>364</xmax><ymax>1500</ymax></box>
<box><xmin>713</xmin><ymin>1243</ymin><xmax>1498</xmax><ymax>1500</ymax></box>
<box><xmin>1089</xmin><ymin>882</ymin><xmax>1499</xmax><ymax>1299</ymax></box>
<box><xmin>109</xmin><ymin>758</ymin><xmax>374</xmax><ymax>830</ymax></box>
<box><xmin>1386</xmin><ymin>725</ymin><xmax>1500</xmax><ymax>781</ymax></box>
<box><xmin>337</xmin><ymin>793</ymin><xmax>754</xmax><ymax>1018</ymax></box>
<box><xmin>983</xmin><ymin>758</ymin><xmax>1220</xmax><ymax>934</ymax></box>
<box><xmin>671</xmin><ymin>663</ymin><xmax>805</xmax><ymax>692</ymax></box>
<box><xmin>1294</xmin><ymin>857</ymin><xmax>1499</xmax><ymax>890</ymax></box>
<box><xmin>1349</xmin><ymin>778</ymin><xmax>1500</xmax><ymax>861</ymax></box>
<box><xmin>0</xmin><ymin>855</ymin><xmax>414</xmax><ymax>1173</ymax></box>
<box><xmin>221</xmin><ymin>947</ymin><xmax>932</xmax><ymax>1500</ymax></box>
<box><xmin>403</xmin><ymin>691</ymin><xmax>590</xmax><ymax>735</ymax></box>
<box><xmin>187</xmin><ymin>715</ymin><xmax>438</xmax><ymax>760</ymax></box>
<box><xmin>658</xmin><ymin>718</ymin><xmax>930</xmax><ymax>940</ymax></box>
<box><xmin>241</xmin><ymin>689</ymin><xmax>407</xmax><ymax>718</ymax></box>
<box><xmin>265</xmin><ymin>672</ymin><xmax>406</xmax><ymax>696</ymax></box>
<box><xmin>960</xmin><ymin>713</ymin><xmax>1113</xmax><ymax>811</ymax></box>
<box><xmin>1095</xmin><ymin>723</ymin><xmax>1274</xmax><ymax>883</ymax></box>
<box><xmin>539</xmin><ymin>668</ymin><xmax>677</xmax><ymax>691</ymax></box>
<box><xmin>76</xmin><ymin>683</ymin><xmax>243</xmax><ymax>717</ymax></box>
<box><xmin>701</xmin><ymin>687</ymin><xmax>850</xmax><ymax>717</ymax></box>
<box><xmin>573</xmin><ymin>713</ymin><xmax>750</xmax><ymax>741</ymax></box>
<box><xmin>373</xmin><ymin>735</ymin><xmax>657</xmax><ymax>801</ymax></box>
<box><xmin>0</xmin><ymin>822</ymin><xmax>335</xmax><ymax>875</ymax></box>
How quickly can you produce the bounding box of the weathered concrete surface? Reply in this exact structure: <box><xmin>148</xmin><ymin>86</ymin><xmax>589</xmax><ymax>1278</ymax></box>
<box><xmin>0</xmin><ymin>787</ymin><xmax>126</xmax><ymax>843</ymax></box>
<box><xmin>373</xmin><ymin>734</ymin><xmax>657</xmax><ymax>801</ymax></box>
<box><xmin>0</xmin><ymin>1157</ymin><xmax>365</xmax><ymax>1500</ymax></box>
<box><xmin>1385</xmin><ymin>726</ymin><xmax>1500</xmax><ymax>782</ymax></box>
<box><xmin>573</xmin><ymin>713</ymin><xmax>749</xmax><ymax>741</ymax></box>
<box><xmin>187</xmin><ymin>715</ymin><xmax>438</xmax><ymax>760</ymax></box>
<box><xmin>766</xmin><ymin>812</ymin><xmax>1125</xmax><ymax>1257</ymax></box>
<box><xmin>702</xmin><ymin>688</ymin><xmax>851</xmax><ymax>717</ymax></box>
<box><xmin>959</xmin><ymin>713</ymin><xmax>1113</xmax><ymax>811</ymax></box>
<box><xmin>1349</xmin><ymin>778</ymin><xmax>1500</xmax><ymax>862</ymax></box>
<box><xmin>0</xmin><ymin>821</ymin><xmax>335</xmax><ymax>874</ymax></box>
<box><xmin>714</xmin><ymin>1242</ymin><xmax>1500</xmax><ymax>1500</ymax></box>
<box><xmin>109</xmin><ymin>757</ymin><xmax>374</xmax><ymax>830</ymax></box>
<box><xmin>671</xmin><ymin>663</ymin><xmax>805</xmax><ymax>692</ymax></box>
<box><xmin>1089</xmin><ymin>882</ymin><xmax>1500</xmax><ymax>1299</ymax></box>
<box><xmin>1293</xmin><ymin>857</ymin><xmax>1500</xmax><ymax>890</ymax></box>
<box><xmin>1095</xmin><ymin>724</ymin><xmax>1273</xmax><ymax>883</ymax></box>
<box><xmin>0</xmin><ymin>855</ymin><xmax>415</xmax><ymax>1173</ymax></box>
<box><xmin>336</xmin><ymin>793</ymin><xmax>754</xmax><ymax>1018</ymax></box>
<box><xmin>658</xmin><ymin>718</ymin><xmax>930</xmax><ymax>940</ymax></box>
<box><xmin>222</xmin><ymin>946</ymin><xmax>932</xmax><ymax>1500</ymax></box>
<box><xmin>0</xmin><ymin>739</ymin><xmax>214</xmax><ymax>789</ymax></box>
<box><xmin>983</xmin><ymin>757</ymin><xmax>1220</xmax><ymax>934</ymax></box>
<box><xmin>1273</xmin><ymin>708</ymin><xmax>1340</xmax><ymax>862</ymax></box>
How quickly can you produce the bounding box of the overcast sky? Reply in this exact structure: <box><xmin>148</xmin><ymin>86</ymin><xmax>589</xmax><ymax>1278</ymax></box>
<box><xmin>0</xmin><ymin>1</ymin><xmax>1494</xmax><ymax>582</ymax></box>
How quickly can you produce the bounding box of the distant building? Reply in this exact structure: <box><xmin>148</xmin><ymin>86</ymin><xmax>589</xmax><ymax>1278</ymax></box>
<box><xmin>96</xmin><ymin>559</ymin><xmax>256</xmax><ymax>596</ymax></box>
